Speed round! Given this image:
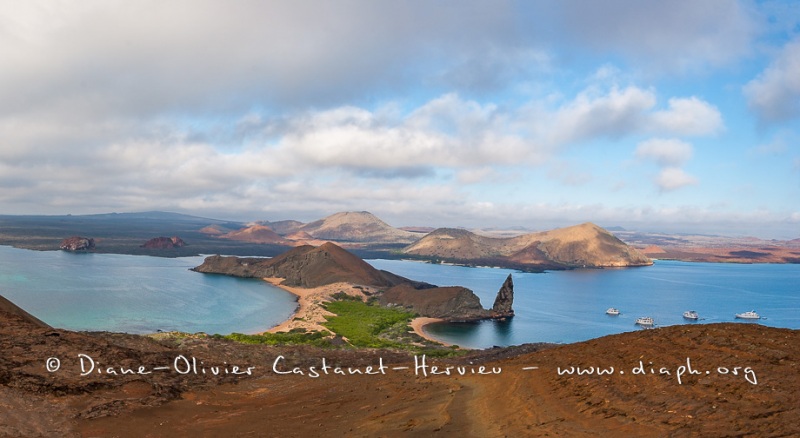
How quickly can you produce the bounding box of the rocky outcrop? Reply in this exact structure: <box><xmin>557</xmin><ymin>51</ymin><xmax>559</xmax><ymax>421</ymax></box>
<box><xmin>379</xmin><ymin>285</ymin><xmax>490</xmax><ymax>320</ymax></box>
<box><xmin>491</xmin><ymin>274</ymin><xmax>514</xmax><ymax>319</ymax></box>
<box><xmin>141</xmin><ymin>236</ymin><xmax>186</xmax><ymax>249</ymax></box>
<box><xmin>59</xmin><ymin>236</ymin><xmax>95</xmax><ymax>251</ymax></box>
<box><xmin>379</xmin><ymin>275</ymin><xmax>516</xmax><ymax>322</ymax></box>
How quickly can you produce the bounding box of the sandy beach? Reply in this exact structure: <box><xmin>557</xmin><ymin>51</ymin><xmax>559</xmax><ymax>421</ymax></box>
<box><xmin>263</xmin><ymin>278</ymin><xmax>380</xmax><ymax>334</ymax></box>
<box><xmin>409</xmin><ymin>316</ymin><xmax>450</xmax><ymax>346</ymax></box>
<box><xmin>263</xmin><ymin>278</ymin><xmax>453</xmax><ymax>347</ymax></box>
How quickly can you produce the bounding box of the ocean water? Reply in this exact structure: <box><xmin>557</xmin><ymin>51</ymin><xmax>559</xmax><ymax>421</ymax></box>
<box><xmin>0</xmin><ymin>245</ymin><xmax>297</xmax><ymax>335</ymax></box>
<box><xmin>366</xmin><ymin>259</ymin><xmax>800</xmax><ymax>349</ymax></box>
<box><xmin>2</xmin><ymin>245</ymin><xmax>798</xmax><ymax>346</ymax></box>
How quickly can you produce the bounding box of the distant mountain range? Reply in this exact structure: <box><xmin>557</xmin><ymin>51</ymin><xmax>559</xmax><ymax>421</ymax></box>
<box><xmin>403</xmin><ymin>222</ymin><xmax>652</xmax><ymax>269</ymax></box>
<box><xmin>212</xmin><ymin>212</ymin><xmax>651</xmax><ymax>270</ymax></box>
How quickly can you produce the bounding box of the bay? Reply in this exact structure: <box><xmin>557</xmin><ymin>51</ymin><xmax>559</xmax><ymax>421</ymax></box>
<box><xmin>2</xmin><ymin>244</ymin><xmax>797</xmax><ymax>348</ymax></box>
<box><xmin>366</xmin><ymin>259</ymin><xmax>800</xmax><ymax>349</ymax></box>
<box><xmin>0</xmin><ymin>245</ymin><xmax>297</xmax><ymax>335</ymax></box>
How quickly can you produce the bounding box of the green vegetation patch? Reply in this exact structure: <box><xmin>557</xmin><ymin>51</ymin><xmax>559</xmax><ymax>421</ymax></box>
<box><xmin>224</xmin><ymin>329</ymin><xmax>332</xmax><ymax>347</ymax></box>
<box><xmin>322</xmin><ymin>300</ymin><xmax>416</xmax><ymax>349</ymax></box>
<box><xmin>217</xmin><ymin>298</ymin><xmax>464</xmax><ymax>357</ymax></box>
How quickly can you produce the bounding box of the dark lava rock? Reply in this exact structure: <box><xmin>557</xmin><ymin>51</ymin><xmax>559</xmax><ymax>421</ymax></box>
<box><xmin>141</xmin><ymin>236</ymin><xmax>187</xmax><ymax>249</ymax></box>
<box><xmin>379</xmin><ymin>284</ymin><xmax>491</xmax><ymax>320</ymax></box>
<box><xmin>379</xmin><ymin>274</ymin><xmax>517</xmax><ymax>322</ymax></box>
<box><xmin>59</xmin><ymin>236</ymin><xmax>95</xmax><ymax>251</ymax></box>
<box><xmin>491</xmin><ymin>274</ymin><xmax>515</xmax><ymax>319</ymax></box>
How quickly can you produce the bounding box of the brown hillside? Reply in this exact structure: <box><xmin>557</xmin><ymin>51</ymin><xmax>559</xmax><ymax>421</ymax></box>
<box><xmin>219</xmin><ymin>225</ymin><xmax>288</xmax><ymax>245</ymax></box>
<box><xmin>198</xmin><ymin>225</ymin><xmax>226</xmax><ymax>235</ymax></box>
<box><xmin>404</xmin><ymin>222</ymin><xmax>651</xmax><ymax>269</ymax></box>
<box><xmin>260</xmin><ymin>220</ymin><xmax>305</xmax><ymax>235</ymax></box>
<box><xmin>300</xmin><ymin>211</ymin><xmax>420</xmax><ymax>244</ymax></box>
<box><xmin>379</xmin><ymin>284</ymin><xmax>490</xmax><ymax>320</ymax></box>
<box><xmin>403</xmin><ymin>228</ymin><xmax>501</xmax><ymax>260</ymax></box>
<box><xmin>1</xmin><ymin>306</ymin><xmax>795</xmax><ymax>437</ymax></box>
<box><xmin>267</xmin><ymin>242</ymin><xmax>396</xmax><ymax>287</ymax></box>
<box><xmin>283</xmin><ymin>230</ymin><xmax>330</xmax><ymax>247</ymax></box>
<box><xmin>193</xmin><ymin>242</ymin><xmax>398</xmax><ymax>288</ymax></box>
<box><xmin>0</xmin><ymin>295</ymin><xmax>49</xmax><ymax>328</ymax></box>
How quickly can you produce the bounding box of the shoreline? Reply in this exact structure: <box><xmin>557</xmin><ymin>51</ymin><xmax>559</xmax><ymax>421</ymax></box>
<box><xmin>409</xmin><ymin>317</ymin><xmax>452</xmax><ymax>346</ymax></box>
<box><xmin>261</xmin><ymin>278</ymin><xmax>453</xmax><ymax>347</ymax></box>
<box><xmin>261</xmin><ymin>278</ymin><xmax>377</xmax><ymax>334</ymax></box>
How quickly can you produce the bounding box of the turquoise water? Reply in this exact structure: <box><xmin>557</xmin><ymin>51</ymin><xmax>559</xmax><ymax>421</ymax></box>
<box><xmin>367</xmin><ymin>259</ymin><xmax>800</xmax><ymax>348</ymax></box>
<box><xmin>0</xmin><ymin>246</ymin><xmax>297</xmax><ymax>335</ymax></box>
<box><xmin>2</xmin><ymin>244</ymin><xmax>798</xmax><ymax>346</ymax></box>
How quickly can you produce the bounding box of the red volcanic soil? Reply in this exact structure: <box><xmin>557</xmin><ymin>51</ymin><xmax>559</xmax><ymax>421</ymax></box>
<box><xmin>219</xmin><ymin>224</ymin><xmax>288</xmax><ymax>245</ymax></box>
<box><xmin>641</xmin><ymin>245</ymin><xmax>800</xmax><ymax>263</ymax></box>
<box><xmin>2</xmin><ymin>300</ymin><xmax>798</xmax><ymax>437</ymax></box>
<box><xmin>198</xmin><ymin>225</ymin><xmax>226</xmax><ymax>235</ymax></box>
<box><xmin>141</xmin><ymin>236</ymin><xmax>186</xmax><ymax>249</ymax></box>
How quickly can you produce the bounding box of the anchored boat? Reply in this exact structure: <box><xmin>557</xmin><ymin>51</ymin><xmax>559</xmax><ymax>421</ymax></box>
<box><xmin>683</xmin><ymin>310</ymin><xmax>699</xmax><ymax>320</ymax></box>
<box><xmin>735</xmin><ymin>310</ymin><xmax>760</xmax><ymax>320</ymax></box>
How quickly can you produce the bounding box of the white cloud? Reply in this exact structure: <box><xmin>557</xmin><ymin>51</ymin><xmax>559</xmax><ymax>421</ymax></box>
<box><xmin>651</xmin><ymin>97</ymin><xmax>724</xmax><ymax>135</ymax></box>
<box><xmin>655</xmin><ymin>167</ymin><xmax>698</xmax><ymax>191</ymax></box>
<box><xmin>635</xmin><ymin>138</ymin><xmax>694</xmax><ymax>166</ymax></box>
<box><xmin>271</xmin><ymin>95</ymin><xmax>535</xmax><ymax>171</ymax></box>
<box><xmin>546</xmin><ymin>86</ymin><xmax>656</xmax><ymax>144</ymax></box>
<box><xmin>744</xmin><ymin>37</ymin><xmax>800</xmax><ymax>123</ymax></box>
<box><xmin>635</xmin><ymin>138</ymin><xmax>697</xmax><ymax>192</ymax></box>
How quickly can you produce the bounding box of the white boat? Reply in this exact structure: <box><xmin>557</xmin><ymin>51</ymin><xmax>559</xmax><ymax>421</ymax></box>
<box><xmin>605</xmin><ymin>307</ymin><xmax>620</xmax><ymax>315</ymax></box>
<box><xmin>735</xmin><ymin>310</ymin><xmax>760</xmax><ymax>320</ymax></box>
<box><xmin>635</xmin><ymin>316</ymin><xmax>654</xmax><ymax>326</ymax></box>
<box><xmin>683</xmin><ymin>310</ymin><xmax>699</xmax><ymax>320</ymax></box>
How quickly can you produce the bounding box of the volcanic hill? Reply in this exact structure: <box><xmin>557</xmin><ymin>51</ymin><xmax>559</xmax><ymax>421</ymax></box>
<box><xmin>193</xmin><ymin>242</ymin><xmax>514</xmax><ymax>321</ymax></box>
<box><xmin>193</xmin><ymin>242</ymin><xmax>392</xmax><ymax>288</ymax></box>
<box><xmin>298</xmin><ymin>211</ymin><xmax>421</xmax><ymax>244</ymax></box>
<box><xmin>218</xmin><ymin>224</ymin><xmax>288</xmax><ymax>245</ymax></box>
<box><xmin>403</xmin><ymin>222</ymin><xmax>652</xmax><ymax>270</ymax></box>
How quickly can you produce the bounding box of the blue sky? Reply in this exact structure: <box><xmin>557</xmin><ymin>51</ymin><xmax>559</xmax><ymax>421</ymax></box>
<box><xmin>0</xmin><ymin>0</ymin><xmax>798</xmax><ymax>238</ymax></box>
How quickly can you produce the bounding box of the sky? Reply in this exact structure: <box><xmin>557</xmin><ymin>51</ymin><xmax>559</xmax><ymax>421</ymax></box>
<box><xmin>0</xmin><ymin>1</ymin><xmax>799</xmax><ymax>238</ymax></box>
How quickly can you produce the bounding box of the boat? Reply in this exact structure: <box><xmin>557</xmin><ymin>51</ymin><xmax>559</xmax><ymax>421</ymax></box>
<box><xmin>735</xmin><ymin>310</ymin><xmax>760</xmax><ymax>320</ymax></box>
<box><xmin>605</xmin><ymin>307</ymin><xmax>620</xmax><ymax>315</ymax></box>
<box><xmin>635</xmin><ymin>316</ymin><xmax>654</xmax><ymax>326</ymax></box>
<box><xmin>683</xmin><ymin>310</ymin><xmax>699</xmax><ymax>320</ymax></box>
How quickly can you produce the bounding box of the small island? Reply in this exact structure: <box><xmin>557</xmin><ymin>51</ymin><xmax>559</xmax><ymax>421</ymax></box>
<box><xmin>192</xmin><ymin>242</ymin><xmax>515</xmax><ymax>344</ymax></box>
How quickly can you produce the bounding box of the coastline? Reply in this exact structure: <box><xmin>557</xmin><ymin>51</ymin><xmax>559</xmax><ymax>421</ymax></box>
<box><xmin>261</xmin><ymin>278</ymin><xmax>377</xmax><ymax>334</ymax></box>
<box><xmin>261</xmin><ymin>278</ymin><xmax>452</xmax><ymax>347</ymax></box>
<box><xmin>409</xmin><ymin>317</ymin><xmax>451</xmax><ymax>346</ymax></box>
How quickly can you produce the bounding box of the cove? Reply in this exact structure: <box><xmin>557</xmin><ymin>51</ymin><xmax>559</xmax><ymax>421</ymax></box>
<box><xmin>367</xmin><ymin>258</ymin><xmax>800</xmax><ymax>349</ymax></box>
<box><xmin>0</xmin><ymin>245</ymin><xmax>297</xmax><ymax>335</ymax></box>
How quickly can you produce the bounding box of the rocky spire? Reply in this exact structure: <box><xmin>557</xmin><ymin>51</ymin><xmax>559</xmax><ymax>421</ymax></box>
<box><xmin>491</xmin><ymin>274</ymin><xmax>515</xmax><ymax>319</ymax></box>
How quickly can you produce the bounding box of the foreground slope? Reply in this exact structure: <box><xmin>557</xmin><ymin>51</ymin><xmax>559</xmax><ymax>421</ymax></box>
<box><xmin>2</xmin><ymin>301</ymin><xmax>796</xmax><ymax>437</ymax></box>
<box><xmin>404</xmin><ymin>222</ymin><xmax>652</xmax><ymax>269</ymax></box>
